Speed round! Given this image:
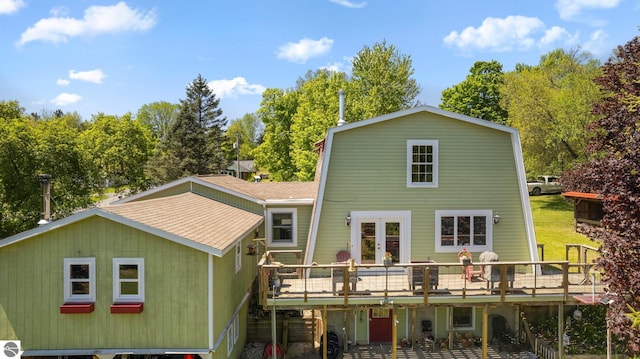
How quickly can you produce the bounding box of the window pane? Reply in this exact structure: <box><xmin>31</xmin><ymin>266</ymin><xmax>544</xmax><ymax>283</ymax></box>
<box><xmin>457</xmin><ymin>216</ymin><xmax>470</xmax><ymax>246</ymax></box>
<box><xmin>360</xmin><ymin>222</ymin><xmax>376</xmax><ymax>264</ymax></box>
<box><xmin>70</xmin><ymin>264</ymin><xmax>90</xmax><ymax>279</ymax></box>
<box><xmin>385</xmin><ymin>222</ymin><xmax>400</xmax><ymax>263</ymax></box>
<box><xmin>120</xmin><ymin>282</ymin><xmax>139</xmax><ymax>295</ymax></box>
<box><xmin>119</xmin><ymin>264</ymin><xmax>139</xmax><ymax>279</ymax></box>
<box><xmin>72</xmin><ymin>281</ymin><xmax>90</xmax><ymax>295</ymax></box>
<box><xmin>453</xmin><ymin>307</ymin><xmax>473</xmax><ymax>328</ymax></box>
<box><xmin>411</xmin><ymin>145</ymin><xmax>434</xmax><ymax>184</ymax></box>
<box><xmin>473</xmin><ymin>216</ymin><xmax>487</xmax><ymax>245</ymax></box>
<box><xmin>441</xmin><ymin>216</ymin><xmax>454</xmax><ymax>246</ymax></box>
<box><xmin>272</xmin><ymin>212</ymin><xmax>293</xmax><ymax>242</ymax></box>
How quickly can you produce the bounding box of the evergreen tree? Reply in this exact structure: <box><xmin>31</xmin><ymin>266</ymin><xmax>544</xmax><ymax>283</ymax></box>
<box><xmin>148</xmin><ymin>74</ymin><xmax>227</xmax><ymax>182</ymax></box>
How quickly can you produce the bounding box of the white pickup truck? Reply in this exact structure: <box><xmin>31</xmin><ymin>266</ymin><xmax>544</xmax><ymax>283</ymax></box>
<box><xmin>527</xmin><ymin>175</ymin><xmax>564</xmax><ymax>195</ymax></box>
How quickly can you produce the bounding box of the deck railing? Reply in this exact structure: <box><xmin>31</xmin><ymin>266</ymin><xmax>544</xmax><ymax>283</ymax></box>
<box><xmin>258</xmin><ymin>251</ymin><xmax>604</xmax><ymax>308</ymax></box>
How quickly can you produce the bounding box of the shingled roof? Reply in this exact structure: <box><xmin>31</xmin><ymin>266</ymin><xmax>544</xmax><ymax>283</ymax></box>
<box><xmin>104</xmin><ymin>192</ymin><xmax>263</xmax><ymax>254</ymax></box>
<box><xmin>196</xmin><ymin>175</ymin><xmax>317</xmax><ymax>201</ymax></box>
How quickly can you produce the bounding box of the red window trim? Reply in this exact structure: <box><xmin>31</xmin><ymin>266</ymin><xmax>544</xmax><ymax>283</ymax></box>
<box><xmin>110</xmin><ymin>303</ymin><xmax>144</xmax><ymax>314</ymax></box>
<box><xmin>60</xmin><ymin>302</ymin><xmax>95</xmax><ymax>314</ymax></box>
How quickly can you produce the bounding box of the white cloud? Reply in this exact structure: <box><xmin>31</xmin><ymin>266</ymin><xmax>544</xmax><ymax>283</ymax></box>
<box><xmin>0</xmin><ymin>0</ymin><xmax>25</xmax><ymax>14</ymax></box>
<box><xmin>329</xmin><ymin>0</ymin><xmax>367</xmax><ymax>9</ymax></box>
<box><xmin>17</xmin><ymin>1</ymin><xmax>156</xmax><ymax>46</ymax></box>
<box><xmin>277</xmin><ymin>37</ymin><xmax>334</xmax><ymax>64</ymax></box>
<box><xmin>51</xmin><ymin>93</ymin><xmax>82</xmax><ymax>106</ymax></box>
<box><xmin>56</xmin><ymin>78</ymin><xmax>70</xmax><ymax>86</ymax></box>
<box><xmin>556</xmin><ymin>0</ymin><xmax>620</xmax><ymax>20</ymax></box>
<box><xmin>539</xmin><ymin>26</ymin><xmax>578</xmax><ymax>48</ymax></box>
<box><xmin>69</xmin><ymin>69</ymin><xmax>106</xmax><ymax>84</ymax></box>
<box><xmin>583</xmin><ymin>29</ymin><xmax>609</xmax><ymax>55</ymax></box>
<box><xmin>208</xmin><ymin>77</ymin><xmax>266</xmax><ymax>99</ymax></box>
<box><xmin>444</xmin><ymin>16</ymin><xmax>545</xmax><ymax>52</ymax></box>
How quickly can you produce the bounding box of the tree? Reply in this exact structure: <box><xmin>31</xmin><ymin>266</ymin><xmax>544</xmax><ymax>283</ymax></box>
<box><xmin>500</xmin><ymin>48</ymin><xmax>602</xmax><ymax>176</ymax></box>
<box><xmin>350</xmin><ymin>40</ymin><xmax>421</xmax><ymax>121</ymax></box>
<box><xmin>440</xmin><ymin>60</ymin><xmax>508</xmax><ymax>124</ymax></box>
<box><xmin>562</xmin><ymin>37</ymin><xmax>640</xmax><ymax>355</ymax></box>
<box><xmin>79</xmin><ymin>113</ymin><xmax>155</xmax><ymax>193</ymax></box>
<box><xmin>254</xmin><ymin>88</ymin><xmax>299</xmax><ymax>181</ymax></box>
<box><xmin>254</xmin><ymin>40</ymin><xmax>421</xmax><ymax>180</ymax></box>
<box><xmin>136</xmin><ymin>101</ymin><xmax>179</xmax><ymax>141</ymax></box>
<box><xmin>225</xmin><ymin>113</ymin><xmax>263</xmax><ymax>162</ymax></box>
<box><xmin>147</xmin><ymin>74</ymin><xmax>228</xmax><ymax>183</ymax></box>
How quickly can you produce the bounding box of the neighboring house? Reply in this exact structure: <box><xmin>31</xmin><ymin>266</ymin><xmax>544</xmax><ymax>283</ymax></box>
<box><xmin>0</xmin><ymin>105</ymin><xmax>600</xmax><ymax>358</ymax></box>
<box><xmin>224</xmin><ymin>160</ymin><xmax>258</xmax><ymax>181</ymax></box>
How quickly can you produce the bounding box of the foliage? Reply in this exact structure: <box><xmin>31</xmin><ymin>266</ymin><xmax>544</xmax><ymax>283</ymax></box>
<box><xmin>255</xmin><ymin>40</ymin><xmax>421</xmax><ymax>181</ymax></box>
<box><xmin>254</xmin><ymin>88</ymin><xmax>299</xmax><ymax>181</ymax></box>
<box><xmin>79</xmin><ymin>113</ymin><xmax>155</xmax><ymax>193</ymax></box>
<box><xmin>290</xmin><ymin>70</ymin><xmax>348</xmax><ymax>180</ymax></box>
<box><xmin>225</xmin><ymin>113</ymin><xmax>264</xmax><ymax>162</ymax></box>
<box><xmin>562</xmin><ymin>36</ymin><xmax>640</xmax><ymax>355</ymax></box>
<box><xmin>147</xmin><ymin>74</ymin><xmax>228</xmax><ymax>183</ymax></box>
<box><xmin>349</xmin><ymin>39</ymin><xmax>421</xmax><ymax>121</ymax></box>
<box><xmin>501</xmin><ymin>48</ymin><xmax>602</xmax><ymax>177</ymax></box>
<box><xmin>0</xmin><ymin>102</ymin><xmax>94</xmax><ymax>238</ymax></box>
<box><xmin>135</xmin><ymin>101</ymin><xmax>179</xmax><ymax>141</ymax></box>
<box><xmin>440</xmin><ymin>60</ymin><xmax>508</xmax><ymax>124</ymax></box>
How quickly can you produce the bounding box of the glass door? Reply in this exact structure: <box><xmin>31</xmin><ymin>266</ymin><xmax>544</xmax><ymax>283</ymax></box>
<box><xmin>358</xmin><ymin>220</ymin><xmax>401</xmax><ymax>265</ymax></box>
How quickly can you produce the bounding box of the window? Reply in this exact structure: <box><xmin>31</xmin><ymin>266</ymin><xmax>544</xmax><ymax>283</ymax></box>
<box><xmin>447</xmin><ymin>307</ymin><xmax>475</xmax><ymax>330</ymax></box>
<box><xmin>233</xmin><ymin>314</ymin><xmax>240</xmax><ymax>344</ymax></box>
<box><xmin>435</xmin><ymin>210</ymin><xmax>492</xmax><ymax>252</ymax></box>
<box><xmin>407</xmin><ymin>140</ymin><xmax>438</xmax><ymax>188</ymax></box>
<box><xmin>113</xmin><ymin>258</ymin><xmax>144</xmax><ymax>303</ymax></box>
<box><xmin>235</xmin><ymin>242</ymin><xmax>242</xmax><ymax>273</ymax></box>
<box><xmin>63</xmin><ymin>258</ymin><xmax>96</xmax><ymax>303</ymax></box>
<box><xmin>267</xmin><ymin>208</ymin><xmax>297</xmax><ymax>247</ymax></box>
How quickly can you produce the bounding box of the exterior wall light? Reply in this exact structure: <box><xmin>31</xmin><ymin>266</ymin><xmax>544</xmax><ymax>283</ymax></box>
<box><xmin>493</xmin><ymin>214</ymin><xmax>501</xmax><ymax>224</ymax></box>
<box><xmin>345</xmin><ymin>215</ymin><xmax>351</xmax><ymax>227</ymax></box>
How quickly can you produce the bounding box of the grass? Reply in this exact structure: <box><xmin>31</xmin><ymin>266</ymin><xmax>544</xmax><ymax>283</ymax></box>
<box><xmin>529</xmin><ymin>194</ymin><xmax>599</xmax><ymax>261</ymax></box>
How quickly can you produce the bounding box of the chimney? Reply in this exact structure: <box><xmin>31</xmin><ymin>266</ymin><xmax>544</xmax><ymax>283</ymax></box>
<box><xmin>337</xmin><ymin>89</ymin><xmax>346</xmax><ymax>126</ymax></box>
<box><xmin>38</xmin><ymin>174</ymin><xmax>51</xmax><ymax>226</ymax></box>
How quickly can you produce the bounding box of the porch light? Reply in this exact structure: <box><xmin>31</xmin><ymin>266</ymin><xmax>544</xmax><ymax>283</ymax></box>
<box><xmin>345</xmin><ymin>215</ymin><xmax>351</xmax><ymax>227</ymax></box>
<box><xmin>493</xmin><ymin>213</ymin><xmax>501</xmax><ymax>224</ymax></box>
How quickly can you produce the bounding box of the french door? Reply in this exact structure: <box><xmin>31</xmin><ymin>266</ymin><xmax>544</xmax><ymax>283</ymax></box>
<box><xmin>350</xmin><ymin>211</ymin><xmax>411</xmax><ymax>266</ymax></box>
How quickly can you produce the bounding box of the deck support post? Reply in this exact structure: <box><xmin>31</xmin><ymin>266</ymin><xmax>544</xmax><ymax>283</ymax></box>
<box><xmin>392</xmin><ymin>304</ymin><xmax>398</xmax><ymax>359</ymax></box>
<box><xmin>411</xmin><ymin>306</ymin><xmax>417</xmax><ymax>350</ymax></box>
<box><xmin>322</xmin><ymin>305</ymin><xmax>328</xmax><ymax>359</ymax></box>
<box><xmin>448</xmin><ymin>306</ymin><xmax>454</xmax><ymax>349</ymax></box>
<box><xmin>558</xmin><ymin>303</ymin><xmax>564</xmax><ymax>359</ymax></box>
<box><xmin>482</xmin><ymin>304</ymin><xmax>488</xmax><ymax>359</ymax></box>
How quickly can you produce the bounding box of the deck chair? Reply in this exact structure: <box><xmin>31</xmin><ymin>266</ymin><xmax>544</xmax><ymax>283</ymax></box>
<box><xmin>331</xmin><ymin>251</ymin><xmax>357</xmax><ymax>294</ymax></box>
<box><xmin>461</xmin><ymin>254</ymin><xmax>483</xmax><ymax>282</ymax></box>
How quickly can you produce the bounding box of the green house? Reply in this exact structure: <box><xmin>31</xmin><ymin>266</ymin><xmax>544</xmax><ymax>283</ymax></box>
<box><xmin>0</xmin><ymin>105</ymin><xmax>597</xmax><ymax>358</ymax></box>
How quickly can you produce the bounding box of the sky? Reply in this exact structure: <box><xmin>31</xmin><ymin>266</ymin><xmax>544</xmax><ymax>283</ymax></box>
<box><xmin>1</xmin><ymin>0</ymin><xmax>640</xmax><ymax>123</ymax></box>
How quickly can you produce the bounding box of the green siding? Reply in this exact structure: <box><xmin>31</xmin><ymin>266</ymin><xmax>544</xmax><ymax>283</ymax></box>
<box><xmin>314</xmin><ymin>112</ymin><xmax>530</xmax><ymax>264</ymax></box>
<box><xmin>0</xmin><ymin>216</ymin><xmax>210</xmax><ymax>351</ymax></box>
<box><xmin>128</xmin><ymin>182</ymin><xmax>192</xmax><ymax>201</ymax></box>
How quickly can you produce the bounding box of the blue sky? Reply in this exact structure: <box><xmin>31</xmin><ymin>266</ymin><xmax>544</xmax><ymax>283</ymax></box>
<box><xmin>1</xmin><ymin>0</ymin><xmax>639</xmax><ymax>122</ymax></box>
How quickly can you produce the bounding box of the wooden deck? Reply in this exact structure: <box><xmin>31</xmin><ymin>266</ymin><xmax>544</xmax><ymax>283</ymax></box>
<box><xmin>259</xmin><ymin>260</ymin><xmax>604</xmax><ymax>308</ymax></box>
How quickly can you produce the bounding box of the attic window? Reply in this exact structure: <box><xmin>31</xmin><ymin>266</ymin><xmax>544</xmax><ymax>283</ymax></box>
<box><xmin>407</xmin><ymin>140</ymin><xmax>438</xmax><ymax>188</ymax></box>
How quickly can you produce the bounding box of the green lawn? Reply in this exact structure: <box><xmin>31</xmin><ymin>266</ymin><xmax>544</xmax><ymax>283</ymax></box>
<box><xmin>529</xmin><ymin>194</ymin><xmax>599</xmax><ymax>261</ymax></box>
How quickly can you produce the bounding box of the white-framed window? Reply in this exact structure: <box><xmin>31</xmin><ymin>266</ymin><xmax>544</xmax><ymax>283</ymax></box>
<box><xmin>407</xmin><ymin>140</ymin><xmax>438</xmax><ymax>188</ymax></box>
<box><xmin>227</xmin><ymin>321</ymin><xmax>235</xmax><ymax>356</ymax></box>
<box><xmin>63</xmin><ymin>258</ymin><xmax>96</xmax><ymax>303</ymax></box>
<box><xmin>233</xmin><ymin>314</ymin><xmax>240</xmax><ymax>344</ymax></box>
<box><xmin>266</xmin><ymin>208</ymin><xmax>297</xmax><ymax>247</ymax></box>
<box><xmin>435</xmin><ymin>210</ymin><xmax>492</xmax><ymax>252</ymax></box>
<box><xmin>112</xmin><ymin>258</ymin><xmax>144</xmax><ymax>303</ymax></box>
<box><xmin>226</xmin><ymin>313</ymin><xmax>240</xmax><ymax>357</ymax></box>
<box><xmin>446</xmin><ymin>307</ymin><xmax>475</xmax><ymax>331</ymax></box>
<box><xmin>235</xmin><ymin>242</ymin><xmax>242</xmax><ymax>273</ymax></box>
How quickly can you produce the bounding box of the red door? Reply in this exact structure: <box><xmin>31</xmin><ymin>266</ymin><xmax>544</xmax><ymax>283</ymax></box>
<box><xmin>369</xmin><ymin>308</ymin><xmax>393</xmax><ymax>343</ymax></box>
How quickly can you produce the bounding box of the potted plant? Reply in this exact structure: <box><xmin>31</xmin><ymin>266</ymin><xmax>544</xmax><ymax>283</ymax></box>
<box><xmin>383</xmin><ymin>252</ymin><xmax>393</xmax><ymax>266</ymax></box>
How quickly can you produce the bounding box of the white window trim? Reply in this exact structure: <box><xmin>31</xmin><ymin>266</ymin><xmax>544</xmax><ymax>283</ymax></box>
<box><xmin>435</xmin><ymin>210</ymin><xmax>493</xmax><ymax>253</ymax></box>
<box><xmin>227</xmin><ymin>320</ymin><xmax>235</xmax><ymax>356</ymax></box>
<box><xmin>63</xmin><ymin>257</ymin><xmax>96</xmax><ymax>303</ymax></box>
<box><xmin>446</xmin><ymin>307</ymin><xmax>476</xmax><ymax>331</ymax></box>
<box><xmin>266</xmin><ymin>208</ymin><xmax>298</xmax><ymax>247</ymax></box>
<box><xmin>235</xmin><ymin>242</ymin><xmax>242</xmax><ymax>273</ymax></box>
<box><xmin>233</xmin><ymin>314</ymin><xmax>240</xmax><ymax>344</ymax></box>
<box><xmin>112</xmin><ymin>258</ymin><xmax>145</xmax><ymax>303</ymax></box>
<box><xmin>407</xmin><ymin>140</ymin><xmax>438</xmax><ymax>188</ymax></box>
